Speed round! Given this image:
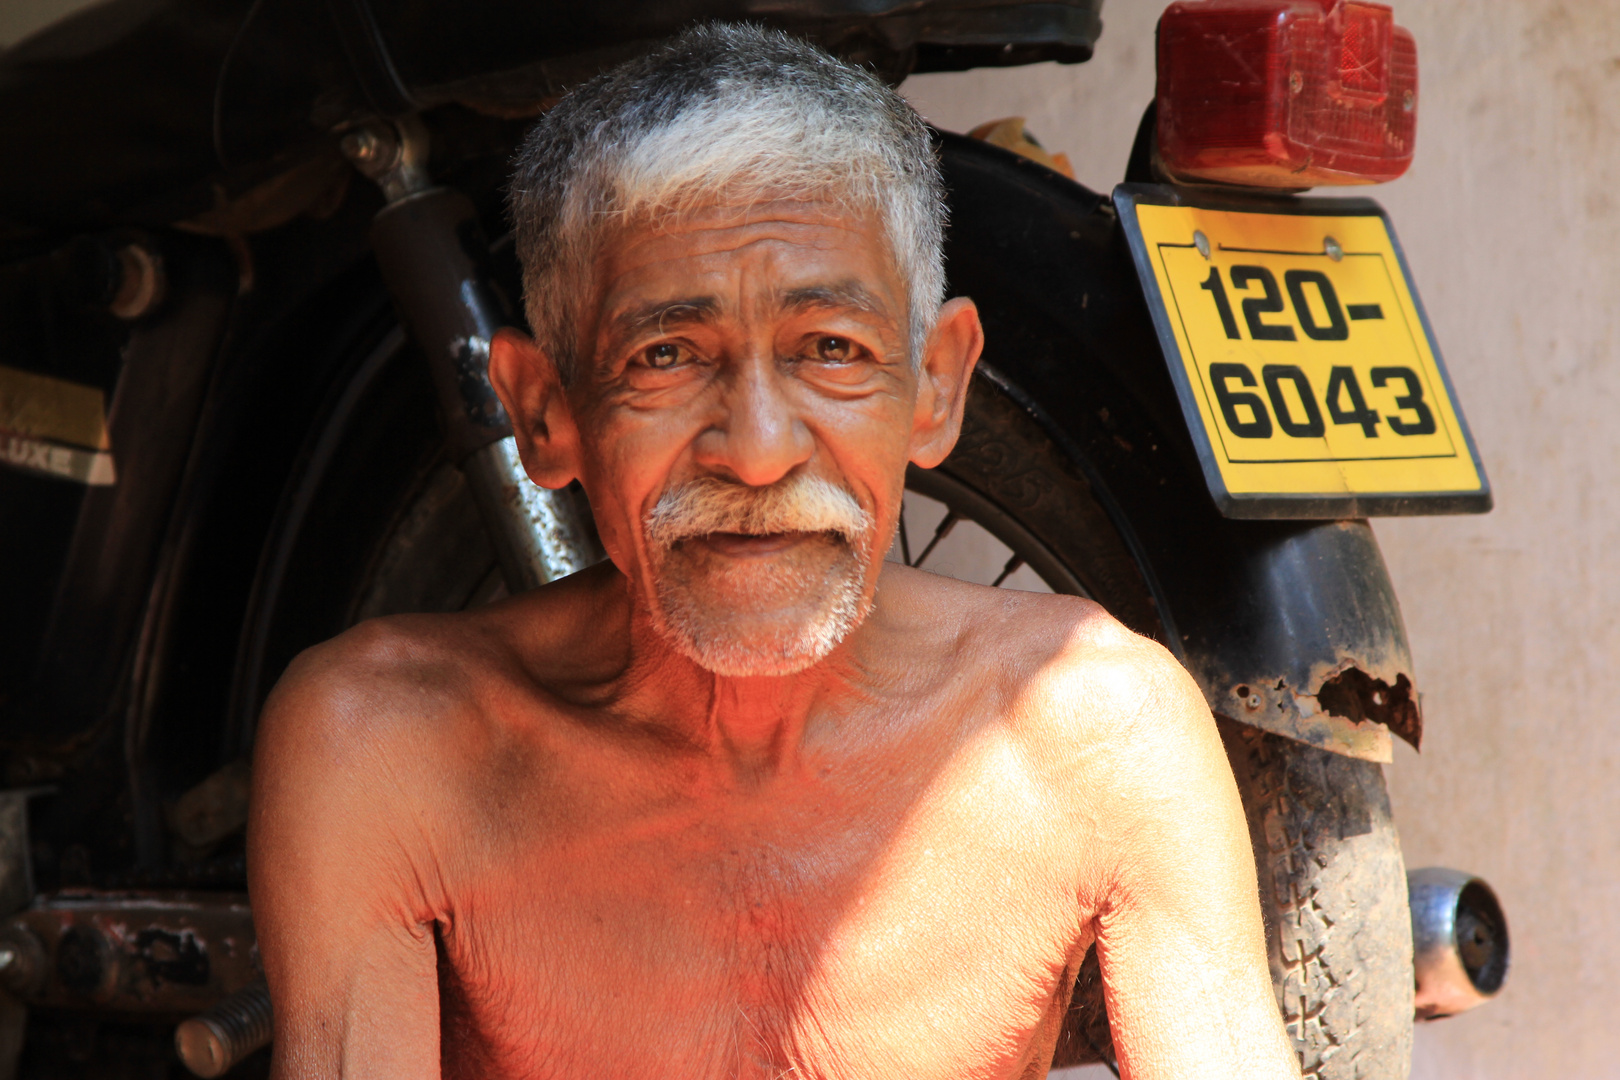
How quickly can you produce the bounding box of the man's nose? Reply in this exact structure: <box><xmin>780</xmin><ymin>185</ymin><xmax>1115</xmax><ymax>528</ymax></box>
<box><xmin>695</xmin><ymin>353</ymin><xmax>813</xmax><ymax>486</ymax></box>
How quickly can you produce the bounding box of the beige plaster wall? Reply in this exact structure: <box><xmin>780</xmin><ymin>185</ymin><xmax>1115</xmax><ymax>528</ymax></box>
<box><xmin>908</xmin><ymin>2</ymin><xmax>1620</xmax><ymax>1075</ymax></box>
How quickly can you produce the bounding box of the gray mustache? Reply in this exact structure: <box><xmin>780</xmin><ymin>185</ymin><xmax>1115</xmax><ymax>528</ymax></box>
<box><xmin>645</xmin><ymin>474</ymin><xmax>873</xmax><ymax>547</ymax></box>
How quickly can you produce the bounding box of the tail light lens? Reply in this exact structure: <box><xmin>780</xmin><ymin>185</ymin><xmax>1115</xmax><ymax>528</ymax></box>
<box><xmin>1156</xmin><ymin>0</ymin><xmax>1418</xmax><ymax>187</ymax></box>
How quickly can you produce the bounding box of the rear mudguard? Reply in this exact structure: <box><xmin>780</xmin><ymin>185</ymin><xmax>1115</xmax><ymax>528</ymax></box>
<box><xmin>937</xmin><ymin>131</ymin><xmax>1416</xmax><ymax>762</ymax></box>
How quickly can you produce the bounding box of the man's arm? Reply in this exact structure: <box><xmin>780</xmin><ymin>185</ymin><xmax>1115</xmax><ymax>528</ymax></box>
<box><xmin>1048</xmin><ymin>628</ymin><xmax>1301</xmax><ymax>1080</ymax></box>
<box><xmin>248</xmin><ymin>625</ymin><xmax>446</xmax><ymax>1080</ymax></box>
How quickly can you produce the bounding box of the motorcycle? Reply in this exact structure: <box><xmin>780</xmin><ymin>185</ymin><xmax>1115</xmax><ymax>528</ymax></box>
<box><xmin>0</xmin><ymin>0</ymin><xmax>1510</xmax><ymax>1076</ymax></box>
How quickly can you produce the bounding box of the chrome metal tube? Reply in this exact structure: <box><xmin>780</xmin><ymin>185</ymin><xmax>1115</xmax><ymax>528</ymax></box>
<box><xmin>463</xmin><ymin>438</ymin><xmax>603</xmax><ymax>592</ymax></box>
<box><xmin>349</xmin><ymin>119</ymin><xmax>602</xmax><ymax>592</ymax></box>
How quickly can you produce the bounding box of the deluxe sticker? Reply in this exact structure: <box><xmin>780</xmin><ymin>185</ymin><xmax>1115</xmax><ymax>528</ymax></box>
<box><xmin>1126</xmin><ymin>199</ymin><xmax>1486</xmax><ymax>512</ymax></box>
<box><xmin>0</xmin><ymin>364</ymin><xmax>116</xmax><ymax>486</ymax></box>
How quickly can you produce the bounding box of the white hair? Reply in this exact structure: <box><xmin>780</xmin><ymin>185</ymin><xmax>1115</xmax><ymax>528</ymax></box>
<box><xmin>645</xmin><ymin>473</ymin><xmax>871</xmax><ymax>549</ymax></box>
<box><xmin>507</xmin><ymin>22</ymin><xmax>947</xmax><ymax>383</ymax></box>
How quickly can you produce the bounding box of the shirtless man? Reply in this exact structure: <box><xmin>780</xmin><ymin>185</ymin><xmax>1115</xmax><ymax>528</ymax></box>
<box><xmin>249</xmin><ymin>23</ymin><xmax>1301</xmax><ymax>1080</ymax></box>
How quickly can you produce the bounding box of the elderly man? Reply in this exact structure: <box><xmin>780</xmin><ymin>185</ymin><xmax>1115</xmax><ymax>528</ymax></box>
<box><xmin>249</xmin><ymin>23</ymin><xmax>1300</xmax><ymax>1080</ymax></box>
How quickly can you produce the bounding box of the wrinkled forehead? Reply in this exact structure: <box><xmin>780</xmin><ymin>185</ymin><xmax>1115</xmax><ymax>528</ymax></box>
<box><xmin>581</xmin><ymin>195</ymin><xmax>910</xmax><ymax>345</ymax></box>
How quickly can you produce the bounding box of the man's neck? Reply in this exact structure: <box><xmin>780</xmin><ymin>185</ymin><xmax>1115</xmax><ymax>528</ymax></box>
<box><xmin>618</xmin><ymin>604</ymin><xmax>871</xmax><ymax>782</ymax></box>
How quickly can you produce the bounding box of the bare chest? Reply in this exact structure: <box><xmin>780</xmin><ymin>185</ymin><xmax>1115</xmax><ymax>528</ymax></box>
<box><xmin>435</xmin><ymin>761</ymin><xmax>1089</xmax><ymax>1080</ymax></box>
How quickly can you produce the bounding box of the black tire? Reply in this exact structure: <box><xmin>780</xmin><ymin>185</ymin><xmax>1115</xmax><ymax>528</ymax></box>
<box><xmin>252</xmin><ymin>351</ymin><xmax>1413</xmax><ymax>1078</ymax></box>
<box><xmin>1218</xmin><ymin>721</ymin><xmax>1414</xmax><ymax>1080</ymax></box>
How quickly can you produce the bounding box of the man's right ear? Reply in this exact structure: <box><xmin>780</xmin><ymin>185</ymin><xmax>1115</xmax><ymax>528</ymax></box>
<box><xmin>487</xmin><ymin>327</ymin><xmax>583</xmax><ymax>489</ymax></box>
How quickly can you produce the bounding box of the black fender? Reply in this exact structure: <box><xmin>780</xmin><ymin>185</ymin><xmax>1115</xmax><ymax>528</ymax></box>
<box><xmin>936</xmin><ymin>131</ymin><xmax>1418</xmax><ymax>761</ymax></box>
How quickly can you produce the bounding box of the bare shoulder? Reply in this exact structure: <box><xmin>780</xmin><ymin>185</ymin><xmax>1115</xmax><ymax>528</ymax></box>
<box><xmin>916</xmin><ymin>574</ymin><xmax>1222</xmax><ymax>806</ymax></box>
<box><xmin>1001</xmin><ymin>590</ymin><xmax>1204</xmax><ymax>747</ymax></box>
<box><xmin>256</xmin><ymin>562</ymin><xmax>622</xmax><ymax>767</ymax></box>
<box><xmin>880</xmin><ymin>562</ymin><xmax>1207</xmax><ymax>756</ymax></box>
<box><xmin>954</xmin><ymin>584</ymin><xmax>1248</xmax><ymax>887</ymax></box>
<box><xmin>256</xmin><ymin>609</ymin><xmax>484</xmax><ymax>769</ymax></box>
<box><xmin>895</xmin><ymin>567</ymin><xmax>1184</xmax><ymax>711</ymax></box>
<box><xmin>247</xmin><ymin>609</ymin><xmax>497</xmax><ymax>877</ymax></box>
<box><xmin>250</xmin><ymin>564</ymin><xmax>632</xmax><ymax>885</ymax></box>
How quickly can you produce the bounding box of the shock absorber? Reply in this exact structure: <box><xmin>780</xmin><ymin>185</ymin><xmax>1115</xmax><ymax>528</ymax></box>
<box><xmin>340</xmin><ymin>117</ymin><xmax>600</xmax><ymax>592</ymax></box>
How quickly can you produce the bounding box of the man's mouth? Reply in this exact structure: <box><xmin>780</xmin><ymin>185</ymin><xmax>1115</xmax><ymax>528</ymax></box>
<box><xmin>689</xmin><ymin>530</ymin><xmax>837</xmax><ymax>558</ymax></box>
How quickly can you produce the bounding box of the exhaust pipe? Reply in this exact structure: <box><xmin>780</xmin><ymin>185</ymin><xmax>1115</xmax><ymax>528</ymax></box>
<box><xmin>1408</xmin><ymin>867</ymin><xmax>1509</xmax><ymax>1019</ymax></box>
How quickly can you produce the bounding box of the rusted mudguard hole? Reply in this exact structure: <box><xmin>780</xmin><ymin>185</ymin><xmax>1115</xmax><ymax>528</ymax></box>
<box><xmin>1317</xmin><ymin>668</ymin><xmax>1422</xmax><ymax>750</ymax></box>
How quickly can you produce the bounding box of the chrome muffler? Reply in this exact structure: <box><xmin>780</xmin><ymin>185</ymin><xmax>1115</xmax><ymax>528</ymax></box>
<box><xmin>1408</xmin><ymin>867</ymin><xmax>1509</xmax><ymax>1019</ymax></box>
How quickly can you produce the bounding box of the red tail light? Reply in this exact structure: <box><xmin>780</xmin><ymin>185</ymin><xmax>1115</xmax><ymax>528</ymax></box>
<box><xmin>1156</xmin><ymin>0</ymin><xmax>1418</xmax><ymax>187</ymax></box>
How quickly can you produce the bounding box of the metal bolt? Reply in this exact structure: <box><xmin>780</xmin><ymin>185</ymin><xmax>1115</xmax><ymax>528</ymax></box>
<box><xmin>340</xmin><ymin>118</ymin><xmax>430</xmax><ymax>201</ymax></box>
<box><xmin>1194</xmin><ymin>230</ymin><xmax>1211</xmax><ymax>259</ymax></box>
<box><xmin>177</xmin><ymin>980</ymin><xmax>273</xmax><ymax>1078</ymax></box>
<box><xmin>341</xmin><ymin>129</ymin><xmax>377</xmax><ymax>164</ymax></box>
<box><xmin>1247</xmin><ymin>694</ymin><xmax>1262</xmax><ymax>710</ymax></box>
<box><xmin>0</xmin><ymin>927</ymin><xmax>47</xmax><ymax>996</ymax></box>
<box><xmin>110</xmin><ymin>243</ymin><xmax>166</xmax><ymax>320</ymax></box>
<box><xmin>340</xmin><ymin>127</ymin><xmax>390</xmax><ymax>167</ymax></box>
<box><xmin>1323</xmin><ymin>236</ymin><xmax>1344</xmax><ymax>262</ymax></box>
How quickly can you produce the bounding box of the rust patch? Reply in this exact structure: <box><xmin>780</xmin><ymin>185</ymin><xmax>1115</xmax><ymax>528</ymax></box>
<box><xmin>1317</xmin><ymin>668</ymin><xmax>1422</xmax><ymax>751</ymax></box>
<box><xmin>1216</xmin><ymin>665</ymin><xmax>1411</xmax><ymax>763</ymax></box>
<box><xmin>0</xmin><ymin>891</ymin><xmax>257</xmax><ymax>1012</ymax></box>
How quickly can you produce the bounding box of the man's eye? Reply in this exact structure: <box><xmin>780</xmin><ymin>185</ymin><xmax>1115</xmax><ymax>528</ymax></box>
<box><xmin>815</xmin><ymin>336</ymin><xmax>856</xmax><ymax>363</ymax></box>
<box><xmin>642</xmin><ymin>343</ymin><xmax>686</xmax><ymax>369</ymax></box>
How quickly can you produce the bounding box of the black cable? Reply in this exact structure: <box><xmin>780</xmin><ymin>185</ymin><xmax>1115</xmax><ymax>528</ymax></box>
<box><xmin>211</xmin><ymin>0</ymin><xmax>272</xmax><ymax>168</ymax></box>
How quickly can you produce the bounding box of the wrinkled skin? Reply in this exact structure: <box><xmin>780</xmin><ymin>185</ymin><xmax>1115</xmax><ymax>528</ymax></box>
<box><xmin>249</xmin><ymin>198</ymin><xmax>1301</xmax><ymax>1080</ymax></box>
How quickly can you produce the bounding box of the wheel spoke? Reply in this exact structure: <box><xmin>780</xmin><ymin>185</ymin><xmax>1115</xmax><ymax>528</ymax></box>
<box><xmin>911</xmin><ymin>511</ymin><xmax>960</xmax><ymax>568</ymax></box>
<box><xmin>990</xmin><ymin>555</ymin><xmax>1024</xmax><ymax>588</ymax></box>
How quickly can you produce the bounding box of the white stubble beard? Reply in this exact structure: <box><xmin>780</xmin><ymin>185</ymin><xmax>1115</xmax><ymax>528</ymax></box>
<box><xmin>644</xmin><ymin>475</ymin><xmax>880</xmax><ymax>677</ymax></box>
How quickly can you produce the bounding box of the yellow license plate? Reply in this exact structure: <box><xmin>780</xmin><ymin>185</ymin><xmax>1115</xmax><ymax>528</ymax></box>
<box><xmin>1116</xmin><ymin>186</ymin><xmax>1489</xmax><ymax>518</ymax></box>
